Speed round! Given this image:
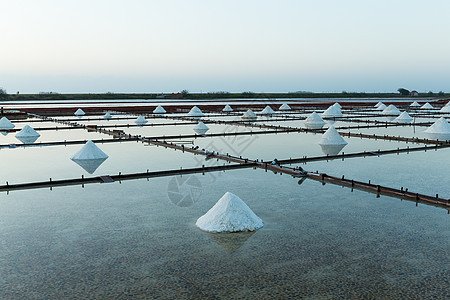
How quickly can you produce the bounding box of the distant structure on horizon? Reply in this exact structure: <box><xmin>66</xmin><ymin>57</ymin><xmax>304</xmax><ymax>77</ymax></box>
<box><xmin>410</xmin><ymin>90</ymin><xmax>419</xmax><ymax>96</ymax></box>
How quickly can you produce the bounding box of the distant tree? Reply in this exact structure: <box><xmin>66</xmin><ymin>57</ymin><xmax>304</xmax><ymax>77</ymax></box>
<box><xmin>0</xmin><ymin>88</ymin><xmax>8</xmax><ymax>99</ymax></box>
<box><xmin>342</xmin><ymin>91</ymin><xmax>347</xmax><ymax>94</ymax></box>
<box><xmin>428</xmin><ymin>91</ymin><xmax>434</xmax><ymax>96</ymax></box>
<box><xmin>181</xmin><ymin>90</ymin><xmax>190</xmax><ymax>97</ymax></box>
<box><xmin>438</xmin><ymin>91</ymin><xmax>445</xmax><ymax>96</ymax></box>
<box><xmin>397</xmin><ymin>88</ymin><xmax>410</xmax><ymax>96</ymax></box>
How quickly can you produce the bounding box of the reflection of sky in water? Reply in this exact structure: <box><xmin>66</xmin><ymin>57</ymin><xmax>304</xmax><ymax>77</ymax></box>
<box><xmin>0</xmin><ymin>109</ymin><xmax>448</xmax><ymax>298</ymax></box>
<box><xmin>0</xmin><ymin>169</ymin><xmax>447</xmax><ymax>298</ymax></box>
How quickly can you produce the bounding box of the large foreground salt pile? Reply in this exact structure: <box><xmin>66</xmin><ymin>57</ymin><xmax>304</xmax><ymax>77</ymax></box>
<box><xmin>304</xmin><ymin>112</ymin><xmax>326</xmax><ymax>129</ymax></box>
<box><xmin>71</xmin><ymin>140</ymin><xmax>109</xmax><ymax>174</ymax></box>
<box><xmin>410</xmin><ymin>101</ymin><xmax>420</xmax><ymax>107</ymax></box>
<box><xmin>279</xmin><ymin>103</ymin><xmax>291</xmax><ymax>111</ymax></box>
<box><xmin>74</xmin><ymin>108</ymin><xmax>85</xmax><ymax>116</ymax></box>
<box><xmin>15</xmin><ymin>125</ymin><xmax>40</xmax><ymax>144</ymax></box>
<box><xmin>322</xmin><ymin>105</ymin><xmax>343</xmax><ymax>118</ymax></box>
<box><xmin>382</xmin><ymin>104</ymin><xmax>401</xmax><ymax>115</ymax></box>
<box><xmin>193</xmin><ymin>122</ymin><xmax>209</xmax><ymax>135</ymax></box>
<box><xmin>242</xmin><ymin>109</ymin><xmax>257</xmax><ymax>120</ymax></box>
<box><xmin>394</xmin><ymin>111</ymin><xmax>413</xmax><ymax>123</ymax></box>
<box><xmin>375</xmin><ymin>103</ymin><xmax>387</xmax><ymax>111</ymax></box>
<box><xmin>318</xmin><ymin>126</ymin><xmax>348</xmax><ymax>155</ymax></box>
<box><xmin>196</xmin><ymin>192</ymin><xmax>264</xmax><ymax>233</ymax></box>
<box><xmin>261</xmin><ymin>105</ymin><xmax>275</xmax><ymax>115</ymax></box>
<box><xmin>424</xmin><ymin>117</ymin><xmax>450</xmax><ymax>140</ymax></box>
<box><xmin>0</xmin><ymin>117</ymin><xmax>15</xmax><ymax>130</ymax></box>
<box><xmin>187</xmin><ymin>106</ymin><xmax>205</xmax><ymax>117</ymax></box>
<box><xmin>222</xmin><ymin>104</ymin><xmax>233</xmax><ymax>112</ymax></box>
<box><xmin>153</xmin><ymin>105</ymin><xmax>167</xmax><ymax>114</ymax></box>
<box><xmin>135</xmin><ymin>115</ymin><xmax>148</xmax><ymax>126</ymax></box>
<box><xmin>421</xmin><ymin>102</ymin><xmax>434</xmax><ymax>110</ymax></box>
<box><xmin>440</xmin><ymin>102</ymin><xmax>450</xmax><ymax>113</ymax></box>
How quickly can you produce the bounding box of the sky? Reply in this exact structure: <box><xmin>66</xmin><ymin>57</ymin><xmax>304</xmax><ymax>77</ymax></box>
<box><xmin>1</xmin><ymin>0</ymin><xmax>449</xmax><ymax>94</ymax></box>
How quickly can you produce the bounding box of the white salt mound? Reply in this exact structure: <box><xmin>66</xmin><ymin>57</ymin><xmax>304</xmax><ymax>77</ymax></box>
<box><xmin>71</xmin><ymin>140</ymin><xmax>109</xmax><ymax>160</ymax></box>
<box><xmin>196</xmin><ymin>192</ymin><xmax>264</xmax><ymax>233</ymax></box>
<box><xmin>334</xmin><ymin>103</ymin><xmax>342</xmax><ymax>109</ymax></box>
<box><xmin>421</xmin><ymin>102</ymin><xmax>434</xmax><ymax>110</ymax></box>
<box><xmin>279</xmin><ymin>103</ymin><xmax>291</xmax><ymax>111</ymax></box>
<box><xmin>193</xmin><ymin>122</ymin><xmax>209</xmax><ymax>135</ymax></box>
<box><xmin>374</xmin><ymin>102</ymin><xmax>383</xmax><ymax>108</ymax></box>
<box><xmin>188</xmin><ymin>106</ymin><xmax>205</xmax><ymax>117</ymax></box>
<box><xmin>376</xmin><ymin>103</ymin><xmax>387</xmax><ymax>111</ymax></box>
<box><xmin>305</xmin><ymin>112</ymin><xmax>325</xmax><ymax>128</ymax></box>
<box><xmin>135</xmin><ymin>115</ymin><xmax>148</xmax><ymax>125</ymax></box>
<box><xmin>242</xmin><ymin>109</ymin><xmax>257</xmax><ymax>120</ymax></box>
<box><xmin>440</xmin><ymin>105</ymin><xmax>450</xmax><ymax>113</ymax></box>
<box><xmin>74</xmin><ymin>108</ymin><xmax>85</xmax><ymax>116</ymax></box>
<box><xmin>104</xmin><ymin>112</ymin><xmax>112</xmax><ymax>120</ymax></box>
<box><xmin>394</xmin><ymin>111</ymin><xmax>413</xmax><ymax>123</ymax></box>
<box><xmin>223</xmin><ymin>104</ymin><xmax>233</xmax><ymax>112</ymax></box>
<box><xmin>410</xmin><ymin>101</ymin><xmax>420</xmax><ymax>107</ymax></box>
<box><xmin>382</xmin><ymin>104</ymin><xmax>401</xmax><ymax>115</ymax></box>
<box><xmin>0</xmin><ymin>117</ymin><xmax>15</xmax><ymax>130</ymax></box>
<box><xmin>322</xmin><ymin>105</ymin><xmax>343</xmax><ymax>118</ymax></box>
<box><xmin>261</xmin><ymin>106</ymin><xmax>275</xmax><ymax>115</ymax></box>
<box><xmin>424</xmin><ymin>117</ymin><xmax>450</xmax><ymax>134</ymax></box>
<box><xmin>153</xmin><ymin>105</ymin><xmax>167</xmax><ymax>114</ymax></box>
<box><xmin>16</xmin><ymin>125</ymin><xmax>40</xmax><ymax>138</ymax></box>
<box><xmin>319</xmin><ymin>126</ymin><xmax>348</xmax><ymax>146</ymax></box>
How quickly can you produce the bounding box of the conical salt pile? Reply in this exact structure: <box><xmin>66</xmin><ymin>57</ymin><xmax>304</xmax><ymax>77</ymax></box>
<box><xmin>305</xmin><ymin>112</ymin><xmax>325</xmax><ymax>129</ymax></box>
<box><xmin>153</xmin><ymin>105</ymin><xmax>167</xmax><ymax>114</ymax></box>
<box><xmin>334</xmin><ymin>103</ymin><xmax>342</xmax><ymax>109</ymax></box>
<box><xmin>187</xmin><ymin>106</ymin><xmax>205</xmax><ymax>117</ymax></box>
<box><xmin>71</xmin><ymin>140</ymin><xmax>109</xmax><ymax>174</ymax></box>
<box><xmin>223</xmin><ymin>104</ymin><xmax>233</xmax><ymax>112</ymax></box>
<box><xmin>424</xmin><ymin>117</ymin><xmax>450</xmax><ymax>134</ymax></box>
<box><xmin>242</xmin><ymin>109</ymin><xmax>257</xmax><ymax>120</ymax></box>
<box><xmin>261</xmin><ymin>106</ymin><xmax>275</xmax><ymax>115</ymax></box>
<box><xmin>374</xmin><ymin>102</ymin><xmax>383</xmax><ymax>108</ymax></box>
<box><xmin>410</xmin><ymin>101</ymin><xmax>420</xmax><ymax>107</ymax></box>
<box><xmin>394</xmin><ymin>111</ymin><xmax>413</xmax><ymax>123</ymax></box>
<box><xmin>0</xmin><ymin>117</ymin><xmax>15</xmax><ymax>130</ymax></box>
<box><xmin>279</xmin><ymin>103</ymin><xmax>291</xmax><ymax>111</ymax></box>
<box><xmin>319</xmin><ymin>126</ymin><xmax>348</xmax><ymax>146</ymax></box>
<box><xmin>196</xmin><ymin>192</ymin><xmax>264</xmax><ymax>233</ymax></box>
<box><xmin>193</xmin><ymin>122</ymin><xmax>209</xmax><ymax>135</ymax></box>
<box><xmin>322</xmin><ymin>105</ymin><xmax>343</xmax><ymax>118</ymax></box>
<box><xmin>74</xmin><ymin>108</ymin><xmax>85</xmax><ymax>116</ymax></box>
<box><xmin>135</xmin><ymin>115</ymin><xmax>148</xmax><ymax>126</ymax></box>
<box><xmin>382</xmin><ymin>104</ymin><xmax>401</xmax><ymax>115</ymax></box>
<box><xmin>440</xmin><ymin>104</ymin><xmax>450</xmax><ymax>113</ymax></box>
<box><xmin>421</xmin><ymin>102</ymin><xmax>434</xmax><ymax>110</ymax></box>
<box><xmin>15</xmin><ymin>125</ymin><xmax>40</xmax><ymax>144</ymax></box>
<box><xmin>104</xmin><ymin>112</ymin><xmax>112</xmax><ymax>120</ymax></box>
<box><xmin>375</xmin><ymin>103</ymin><xmax>387</xmax><ymax>111</ymax></box>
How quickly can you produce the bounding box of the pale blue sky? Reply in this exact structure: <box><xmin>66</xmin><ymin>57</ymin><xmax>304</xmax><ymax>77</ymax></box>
<box><xmin>1</xmin><ymin>0</ymin><xmax>449</xmax><ymax>93</ymax></box>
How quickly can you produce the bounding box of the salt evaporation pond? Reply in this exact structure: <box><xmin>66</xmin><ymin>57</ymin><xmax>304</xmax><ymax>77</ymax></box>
<box><xmin>0</xmin><ymin>168</ymin><xmax>447</xmax><ymax>299</ymax></box>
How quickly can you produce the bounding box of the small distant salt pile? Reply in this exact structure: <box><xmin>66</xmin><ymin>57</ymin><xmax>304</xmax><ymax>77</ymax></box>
<box><xmin>71</xmin><ymin>140</ymin><xmax>109</xmax><ymax>174</ymax></box>
<box><xmin>261</xmin><ymin>105</ymin><xmax>275</xmax><ymax>115</ymax></box>
<box><xmin>74</xmin><ymin>108</ymin><xmax>85</xmax><ymax>117</ymax></box>
<box><xmin>410</xmin><ymin>101</ymin><xmax>420</xmax><ymax>107</ymax></box>
<box><xmin>279</xmin><ymin>103</ymin><xmax>291</xmax><ymax>111</ymax></box>
<box><xmin>153</xmin><ymin>105</ymin><xmax>167</xmax><ymax>114</ymax></box>
<box><xmin>374</xmin><ymin>102</ymin><xmax>383</xmax><ymax>108</ymax></box>
<box><xmin>304</xmin><ymin>112</ymin><xmax>326</xmax><ymax>129</ymax></box>
<box><xmin>223</xmin><ymin>104</ymin><xmax>233</xmax><ymax>112</ymax></box>
<box><xmin>104</xmin><ymin>112</ymin><xmax>112</xmax><ymax>120</ymax></box>
<box><xmin>135</xmin><ymin>115</ymin><xmax>148</xmax><ymax>126</ymax></box>
<box><xmin>420</xmin><ymin>102</ymin><xmax>434</xmax><ymax>110</ymax></box>
<box><xmin>0</xmin><ymin>116</ymin><xmax>15</xmax><ymax>130</ymax></box>
<box><xmin>322</xmin><ymin>105</ymin><xmax>343</xmax><ymax>118</ymax></box>
<box><xmin>15</xmin><ymin>125</ymin><xmax>40</xmax><ymax>144</ymax></box>
<box><xmin>394</xmin><ymin>111</ymin><xmax>413</xmax><ymax>123</ymax></box>
<box><xmin>318</xmin><ymin>126</ymin><xmax>348</xmax><ymax>155</ymax></box>
<box><xmin>382</xmin><ymin>104</ymin><xmax>401</xmax><ymax>115</ymax></box>
<box><xmin>193</xmin><ymin>122</ymin><xmax>209</xmax><ymax>135</ymax></box>
<box><xmin>424</xmin><ymin>117</ymin><xmax>450</xmax><ymax>140</ymax></box>
<box><xmin>187</xmin><ymin>106</ymin><xmax>205</xmax><ymax>117</ymax></box>
<box><xmin>242</xmin><ymin>109</ymin><xmax>257</xmax><ymax>120</ymax></box>
<box><xmin>196</xmin><ymin>192</ymin><xmax>264</xmax><ymax>233</ymax></box>
<box><xmin>375</xmin><ymin>103</ymin><xmax>387</xmax><ymax>111</ymax></box>
<box><xmin>333</xmin><ymin>102</ymin><xmax>342</xmax><ymax>109</ymax></box>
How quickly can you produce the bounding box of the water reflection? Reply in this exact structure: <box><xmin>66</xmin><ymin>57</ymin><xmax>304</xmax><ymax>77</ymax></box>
<box><xmin>71</xmin><ymin>158</ymin><xmax>108</xmax><ymax>174</ymax></box>
<box><xmin>206</xmin><ymin>231</ymin><xmax>255</xmax><ymax>254</ymax></box>
<box><xmin>320</xmin><ymin>144</ymin><xmax>347</xmax><ymax>156</ymax></box>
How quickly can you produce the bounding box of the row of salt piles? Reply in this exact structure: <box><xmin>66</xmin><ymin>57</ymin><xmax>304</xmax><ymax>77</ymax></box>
<box><xmin>0</xmin><ymin>117</ymin><xmax>41</xmax><ymax>144</ymax></box>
